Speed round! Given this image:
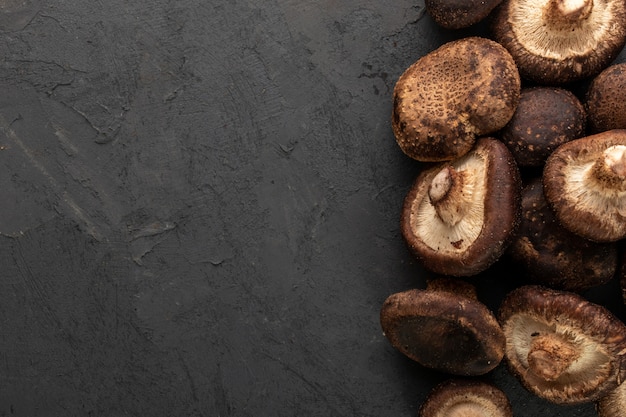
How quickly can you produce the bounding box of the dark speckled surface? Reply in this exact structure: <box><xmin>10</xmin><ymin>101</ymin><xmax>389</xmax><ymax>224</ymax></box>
<box><xmin>0</xmin><ymin>0</ymin><xmax>623</xmax><ymax>415</ymax></box>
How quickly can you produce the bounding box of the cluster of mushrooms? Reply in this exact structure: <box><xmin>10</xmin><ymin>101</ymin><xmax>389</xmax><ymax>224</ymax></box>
<box><xmin>380</xmin><ymin>0</ymin><xmax>626</xmax><ymax>415</ymax></box>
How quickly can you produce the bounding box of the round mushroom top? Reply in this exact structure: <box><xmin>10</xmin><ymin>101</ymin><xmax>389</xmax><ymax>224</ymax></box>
<box><xmin>420</xmin><ymin>379</ymin><xmax>513</xmax><ymax>417</ymax></box>
<box><xmin>499</xmin><ymin>285</ymin><xmax>626</xmax><ymax>404</ymax></box>
<box><xmin>543</xmin><ymin>130</ymin><xmax>626</xmax><ymax>242</ymax></box>
<box><xmin>492</xmin><ymin>0</ymin><xmax>626</xmax><ymax>84</ymax></box>
<box><xmin>586</xmin><ymin>63</ymin><xmax>626</xmax><ymax>133</ymax></box>
<box><xmin>380</xmin><ymin>285</ymin><xmax>505</xmax><ymax>376</ymax></box>
<box><xmin>425</xmin><ymin>0</ymin><xmax>504</xmax><ymax>29</ymax></box>
<box><xmin>507</xmin><ymin>177</ymin><xmax>617</xmax><ymax>292</ymax></box>
<box><xmin>401</xmin><ymin>138</ymin><xmax>521</xmax><ymax>276</ymax></box>
<box><xmin>392</xmin><ymin>37</ymin><xmax>520</xmax><ymax>162</ymax></box>
<box><xmin>500</xmin><ymin>87</ymin><xmax>586</xmax><ymax>167</ymax></box>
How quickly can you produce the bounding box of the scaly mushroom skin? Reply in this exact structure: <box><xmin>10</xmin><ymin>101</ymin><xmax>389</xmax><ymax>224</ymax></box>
<box><xmin>420</xmin><ymin>379</ymin><xmax>513</xmax><ymax>417</ymax></box>
<box><xmin>425</xmin><ymin>0</ymin><xmax>504</xmax><ymax>29</ymax></box>
<box><xmin>500</xmin><ymin>87</ymin><xmax>586</xmax><ymax>168</ymax></box>
<box><xmin>586</xmin><ymin>63</ymin><xmax>626</xmax><ymax>133</ymax></box>
<box><xmin>401</xmin><ymin>138</ymin><xmax>521</xmax><ymax>276</ymax></box>
<box><xmin>492</xmin><ymin>0</ymin><xmax>626</xmax><ymax>84</ymax></box>
<box><xmin>507</xmin><ymin>177</ymin><xmax>618</xmax><ymax>291</ymax></box>
<box><xmin>392</xmin><ymin>37</ymin><xmax>520</xmax><ymax>162</ymax></box>
<box><xmin>380</xmin><ymin>280</ymin><xmax>505</xmax><ymax>376</ymax></box>
<box><xmin>543</xmin><ymin>130</ymin><xmax>626</xmax><ymax>242</ymax></box>
<box><xmin>499</xmin><ymin>285</ymin><xmax>626</xmax><ymax>404</ymax></box>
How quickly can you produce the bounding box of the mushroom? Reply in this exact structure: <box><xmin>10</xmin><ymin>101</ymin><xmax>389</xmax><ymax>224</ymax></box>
<box><xmin>380</xmin><ymin>278</ymin><xmax>505</xmax><ymax>376</ymax></box>
<box><xmin>543</xmin><ymin>129</ymin><xmax>626</xmax><ymax>242</ymax></box>
<box><xmin>507</xmin><ymin>177</ymin><xmax>618</xmax><ymax>292</ymax></box>
<box><xmin>425</xmin><ymin>0</ymin><xmax>504</xmax><ymax>29</ymax></box>
<box><xmin>586</xmin><ymin>63</ymin><xmax>626</xmax><ymax>133</ymax></box>
<box><xmin>491</xmin><ymin>0</ymin><xmax>626</xmax><ymax>85</ymax></box>
<box><xmin>401</xmin><ymin>137</ymin><xmax>521</xmax><ymax>276</ymax></box>
<box><xmin>392</xmin><ymin>36</ymin><xmax>520</xmax><ymax>162</ymax></box>
<box><xmin>420</xmin><ymin>379</ymin><xmax>513</xmax><ymax>417</ymax></box>
<box><xmin>499</xmin><ymin>285</ymin><xmax>626</xmax><ymax>404</ymax></box>
<box><xmin>499</xmin><ymin>87</ymin><xmax>586</xmax><ymax>168</ymax></box>
<box><xmin>597</xmin><ymin>381</ymin><xmax>626</xmax><ymax>417</ymax></box>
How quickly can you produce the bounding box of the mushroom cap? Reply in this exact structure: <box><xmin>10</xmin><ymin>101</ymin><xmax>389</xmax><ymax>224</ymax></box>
<box><xmin>401</xmin><ymin>137</ymin><xmax>521</xmax><ymax>276</ymax></box>
<box><xmin>543</xmin><ymin>130</ymin><xmax>626</xmax><ymax>242</ymax></box>
<box><xmin>500</xmin><ymin>87</ymin><xmax>586</xmax><ymax>167</ymax></box>
<box><xmin>392</xmin><ymin>37</ymin><xmax>521</xmax><ymax>162</ymax></box>
<box><xmin>420</xmin><ymin>379</ymin><xmax>513</xmax><ymax>417</ymax></box>
<box><xmin>597</xmin><ymin>380</ymin><xmax>626</xmax><ymax>417</ymax></box>
<box><xmin>380</xmin><ymin>286</ymin><xmax>505</xmax><ymax>376</ymax></box>
<box><xmin>491</xmin><ymin>0</ymin><xmax>626</xmax><ymax>84</ymax></box>
<box><xmin>499</xmin><ymin>285</ymin><xmax>626</xmax><ymax>404</ymax></box>
<box><xmin>507</xmin><ymin>177</ymin><xmax>618</xmax><ymax>291</ymax></box>
<box><xmin>425</xmin><ymin>0</ymin><xmax>504</xmax><ymax>29</ymax></box>
<box><xmin>586</xmin><ymin>63</ymin><xmax>626</xmax><ymax>133</ymax></box>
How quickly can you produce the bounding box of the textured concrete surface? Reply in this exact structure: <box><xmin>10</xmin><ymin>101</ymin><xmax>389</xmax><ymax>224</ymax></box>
<box><xmin>0</xmin><ymin>0</ymin><xmax>622</xmax><ymax>415</ymax></box>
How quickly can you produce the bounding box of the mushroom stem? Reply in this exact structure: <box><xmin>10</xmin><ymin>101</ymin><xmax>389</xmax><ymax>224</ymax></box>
<box><xmin>589</xmin><ymin>145</ymin><xmax>626</xmax><ymax>192</ymax></box>
<box><xmin>428</xmin><ymin>166</ymin><xmax>472</xmax><ymax>226</ymax></box>
<box><xmin>544</xmin><ymin>0</ymin><xmax>593</xmax><ymax>26</ymax></box>
<box><xmin>527</xmin><ymin>334</ymin><xmax>580</xmax><ymax>381</ymax></box>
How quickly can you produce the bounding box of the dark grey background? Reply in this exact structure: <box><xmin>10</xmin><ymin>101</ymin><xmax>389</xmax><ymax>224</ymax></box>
<box><xmin>0</xmin><ymin>0</ymin><xmax>623</xmax><ymax>415</ymax></box>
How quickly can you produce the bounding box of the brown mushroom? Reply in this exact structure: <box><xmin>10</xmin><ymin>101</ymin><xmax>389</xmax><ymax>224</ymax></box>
<box><xmin>420</xmin><ymin>379</ymin><xmax>513</xmax><ymax>417</ymax></box>
<box><xmin>392</xmin><ymin>37</ymin><xmax>520</xmax><ymax>162</ymax></box>
<box><xmin>380</xmin><ymin>279</ymin><xmax>505</xmax><ymax>376</ymax></box>
<box><xmin>500</xmin><ymin>87</ymin><xmax>586</xmax><ymax>168</ymax></box>
<box><xmin>507</xmin><ymin>177</ymin><xmax>618</xmax><ymax>291</ymax></box>
<box><xmin>401</xmin><ymin>137</ymin><xmax>521</xmax><ymax>276</ymax></box>
<box><xmin>543</xmin><ymin>130</ymin><xmax>626</xmax><ymax>242</ymax></box>
<box><xmin>586</xmin><ymin>63</ymin><xmax>626</xmax><ymax>133</ymax></box>
<box><xmin>491</xmin><ymin>0</ymin><xmax>626</xmax><ymax>85</ymax></box>
<box><xmin>499</xmin><ymin>285</ymin><xmax>626</xmax><ymax>404</ymax></box>
<box><xmin>425</xmin><ymin>0</ymin><xmax>504</xmax><ymax>29</ymax></box>
<box><xmin>597</xmin><ymin>381</ymin><xmax>626</xmax><ymax>417</ymax></box>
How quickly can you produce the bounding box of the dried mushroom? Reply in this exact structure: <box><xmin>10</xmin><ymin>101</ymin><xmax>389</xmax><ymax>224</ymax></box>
<box><xmin>507</xmin><ymin>177</ymin><xmax>618</xmax><ymax>292</ymax></box>
<box><xmin>492</xmin><ymin>0</ymin><xmax>626</xmax><ymax>84</ymax></box>
<box><xmin>380</xmin><ymin>279</ymin><xmax>505</xmax><ymax>376</ymax></box>
<box><xmin>392</xmin><ymin>37</ymin><xmax>520</xmax><ymax>162</ymax></box>
<box><xmin>401</xmin><ymin>138</ymin><xmax>521</xmax><ymax>276</ymax></box>
<box><xmin>586</xmin><ymin>63</ymin><xmax>626</xmax><ymax>133</ymax></box>
<box><xmin>500</xmin><ymin>87</ymin><xmax>586</xmax><ymax>168</ymax></box>
<box><xmin>425</xmin><ymin>0</ymin><xmax>504</xmax><ymax>29</ymax></box>
<box><xmin>499</xmin><ymin>285</ymin><xmax>626</xmax><ymax>404</ymax></box>
<box><xmin>420</xmin><ymin>379</ymin><xmax>513</xmax><ymax>417</ymax></box>
<box><xmin>543</xmin><ymin>130</ymin><xmax>626</xmax><ymax>242</ymax></box>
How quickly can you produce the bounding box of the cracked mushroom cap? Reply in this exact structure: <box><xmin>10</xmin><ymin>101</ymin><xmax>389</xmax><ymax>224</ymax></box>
<box><xmin>420</xmin><ymin>379</ymin><xmax>513</xmax><ymax>417</ymax></box>
<box><xmin>507</xmin><ymin>177</ymin><xmax>618</xmax><ymax>292</ymax></box>
<box><xmin>543</xmin><ymin>130</ymin><xmax>626</xmax><ymax>242</ymax></box>
<box><xmin>499</xmin><ymin>285</ymin><xmax>626</xmax><ymax>404</ymax></box>
<box><xmin>401</xmin><ymin>137</ymin><xmax>521</xmax><ymax>276</ymax></box>
<box><xmin>492</xmin><ymin>0</ymin><xmax>626</xmax><ymax>84</ymax></box>
<box><xmin>586</xmin><ymin>63</ymin><xmax>626</xmax><ymax>133</ymax></box>
<box><xmin>380</xmin><ymin>280</ymin><xmax>505</xmax><ymax>376</ymax></box>
<box><xmin>392</xmin><ymin>37</ymin><xmax>520</xmax><ymax>162</ymax></box>
<box><xmin>425</xmin><ymin>0</ymin><xmax>504</xmax><ymax>29</ymax></box>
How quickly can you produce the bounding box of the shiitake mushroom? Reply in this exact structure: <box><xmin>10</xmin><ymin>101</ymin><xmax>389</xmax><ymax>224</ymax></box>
<box><xmin>507</xmin><ymin>177</ymin><xmax>618</xmax><ymax>292</ymax></box>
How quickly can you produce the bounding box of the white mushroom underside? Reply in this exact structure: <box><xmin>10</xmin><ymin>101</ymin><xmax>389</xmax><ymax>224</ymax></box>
<box><xmin>510</xmin><ymin>0</ymin><xmax>615</xmax><ymax>60</ymax></box>
<box><xmin>435</xmin><ymin>395</ymin><xmax>507</xmax><ymax>417</ymax></box>
<box><xmin>411</xmin><ymin>156</ymin><xmax>486</xmax><ymax>253</ymax></box>
<box><xmin>505</xmin><ymin>313</ymin><xmax>611</xmax><ymax>389</ymax></box>
<box><xmin>564</xmin><ymin>162</ymin><xmax>626</xmax><ymax>219</ymax></box>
